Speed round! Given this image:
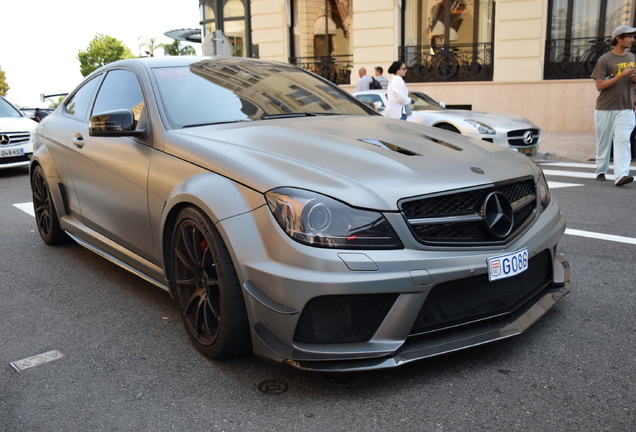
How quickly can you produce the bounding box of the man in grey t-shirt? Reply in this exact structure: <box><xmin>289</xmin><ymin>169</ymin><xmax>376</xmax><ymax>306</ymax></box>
<box><xmin>591</xmin><ymin>25</ymin><xmax>636</xmax><ymax>186</ymax></box>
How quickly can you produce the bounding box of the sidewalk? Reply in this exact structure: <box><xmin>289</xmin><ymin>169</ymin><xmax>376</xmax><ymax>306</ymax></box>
<box><xmin>534</xmin><ymin>131</ymin><xmax>596</xmax><ymax>162</ymax></box>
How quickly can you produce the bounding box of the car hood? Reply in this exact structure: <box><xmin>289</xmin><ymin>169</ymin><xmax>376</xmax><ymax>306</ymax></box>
<box><xmin>0</xmin><ymin>116</ymin><xmax>37</xmax><ymax>132</ymax></box>
<box><xmin>419</xmin><ymin>110</ymin><xmax>537</xmax><ymax>128</ymax></box>
<box><xmin>164</xmin><ymin>116</ymin><xmax>538</xmax><ymax>210</ymax></box>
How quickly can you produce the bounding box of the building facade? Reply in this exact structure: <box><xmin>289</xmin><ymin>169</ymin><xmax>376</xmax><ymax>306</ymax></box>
<box><xmin>199</xmin><ymin>0</ymin><xmax>636</xmax><ymax>138</ymax></box>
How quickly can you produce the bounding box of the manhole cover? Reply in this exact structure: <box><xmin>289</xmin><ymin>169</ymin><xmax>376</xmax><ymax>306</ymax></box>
<box><xmin>258</xmin><ymin>379</ymin><xmax>289</xmax><ymax>395</ymax></box>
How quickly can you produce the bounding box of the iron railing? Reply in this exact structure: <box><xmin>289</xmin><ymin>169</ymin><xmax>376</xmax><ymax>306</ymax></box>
<box><xmin>289</xmin><ymin>55</ymin><xmax>353</xmax><ymax>85</ymax></box>
<box><xmin>544</xmin><ymin>37</ymin><xmax>611</xmax><ymax>80</ymax></box>
<box><xmin>398</xmin><ymin>43</ymin><xmax>494</xmax><ymax>83</ymax></box>
<box><xmin>544</xmin><ymin>37</ymin><xmax>636</xmax><ymax>80</ymax></box>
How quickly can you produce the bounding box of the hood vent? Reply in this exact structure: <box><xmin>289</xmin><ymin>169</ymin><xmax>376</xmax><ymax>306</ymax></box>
<box><xmin>418</xmin><ymin>133</ymin><xmax>463</xmax><ymax>151</ymax></box>
<box><xmin>358</xmin><ymin>139</ymin><xmax>422</xmax><ymax>156</ymax></box>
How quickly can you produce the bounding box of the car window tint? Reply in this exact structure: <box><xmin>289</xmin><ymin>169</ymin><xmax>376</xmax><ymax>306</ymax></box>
<box><xmin>356</xmin><ymin>94</ymin><xmax>385</xmax><ymax>108</ymax></box>
<box><xmin>409</xmin><ymin>93</ymin><xmax>444</xmax><ymax>111</ymax></box>
<box><xmin>65</xmin><ymin>75</ymin><xmax>101</xmax><ymax>119</ymax></box>
<box><xmin>92</xmin><ymin>70</ymin><xmax>145</xmax><ymax>125</ymax></box>
<box><xmin>0</xmin><ymin>97</ymin><xmax>23</xmax><ymax>118</ymax></box>
<box><xmin>152</xmin><ymin>60</ymin><xmax>369</xmax><ymax>129</ymax></box>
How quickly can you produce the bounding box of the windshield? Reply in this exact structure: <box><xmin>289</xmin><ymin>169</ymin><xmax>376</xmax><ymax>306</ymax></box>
<box><xmin>409</xmin><ymin>92</ymin><xmax>445</xmax><ymax>111</ymax></box>
<box><xmin>0</xmin><ymin>97</ymin><xmax>23</xmax><ymax>118</ymax></box>
<box><xmin>153</xmin><ymin>59</ymin><xmax>371</xmax><ymax>129</ymax></box>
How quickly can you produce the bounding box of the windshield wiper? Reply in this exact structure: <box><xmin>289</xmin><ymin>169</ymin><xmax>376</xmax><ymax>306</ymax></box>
<box><xmin>261</xmin><ymin>112</ymin><xmax>340</xmax><ymax>120</ymax></box>
<box><xmin>182</xmin><ymin>119</ymin><xmax>252</xmax><ymax>128</ymax></box>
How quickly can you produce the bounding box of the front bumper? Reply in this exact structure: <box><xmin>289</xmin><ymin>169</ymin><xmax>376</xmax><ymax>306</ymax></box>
<box><xmin>219</xmin><ymin>196</ymin><xmax>568</xmax><ymax>372</ymax></box>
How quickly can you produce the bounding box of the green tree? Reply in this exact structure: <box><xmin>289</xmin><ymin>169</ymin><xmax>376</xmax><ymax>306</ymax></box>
<box><xmin>138</xmin><ymin>36</ymin><xmax>165</xmax><ymax>57</ymax></box>
<box><xmin>0</xmin><ymin>66</ymin><xmax>9</xmax><ymax>96</ymax></box>
<box><xmin>163</xmin><ymin>40</ymin><xmax>196</xmax><ymax>56</ymax></box>
<box><xmin>77</xmin><ymin>33</ymin><xmax>135</xmax><ymax>77</ymax></box>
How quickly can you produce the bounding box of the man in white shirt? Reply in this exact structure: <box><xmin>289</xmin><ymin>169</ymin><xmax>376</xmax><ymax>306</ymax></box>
<box><xmin>356</xmin><ymin>68</ymin><xmax>373</xmax><ymax>91</ymax></box>
<box><xmin>374</xmin><ymin>67</ymin><xmax>389</xmax><ymax>89</ymax></box>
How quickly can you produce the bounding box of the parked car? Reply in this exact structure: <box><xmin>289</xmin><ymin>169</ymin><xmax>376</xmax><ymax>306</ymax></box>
<box><xmin>353</xmin><ymin>90</ymin><xmax>541</xmax><ymax>157</ymax></box>
<box><xmin>21</xmin><ymin>108</ymin><xmax>54</xmax><ymax>122</ymax></box>
<box><xmin>31</xmin><ymin>56</ymin><xmax>569</xmax><ymax>371</ymax></box>
<box><xmin>0</xmin><ymin>95</ymin><xmax>36</xmax><ymax>169</ymax></box>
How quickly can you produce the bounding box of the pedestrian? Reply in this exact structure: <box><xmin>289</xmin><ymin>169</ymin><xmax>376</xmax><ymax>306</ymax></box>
<box><xmin>591</xmin><ymin>25</ymin><xmax>636</xmax><ymax>186</ymax></box>
<box><xmin>374</xmin><ymin>66</ymin><xmax>389</xmax><ymax>89</ymax></box>
<box><xmin>386</xmin><ymin>61</ymin><xmax>412</xmax><ymax>120</ymax></box>
<box><xmin>34</xmin><ymin>108</ymin><xmax>42</xmax><ymax>123</ymax></box>
<box><xmin>355</xmin><ymin>67</ymin><xmax>373</xmax><ymax>91</ymax></box>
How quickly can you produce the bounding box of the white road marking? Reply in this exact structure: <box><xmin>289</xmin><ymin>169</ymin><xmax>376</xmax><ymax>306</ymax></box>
<box><xmin>565</xmin><ymin>229</ymin><xmax>636</xmax><ymax>245</ymax></box>
<box><xmin>541</xmin><ymin>162</ymin><xmax>634</xmax><ymax>171</ymax></box>
<box><xmin>542</xmin><ymin>169</ymin><xmax>616</xmax><ymax>180</ymax></box>
<box><xmin>13</xmin><ymin>202</ymin><xmax>34</xmax><ymax>217</ymax></box>
<box><xmin>547</xmin><ymin>181</ymin><xmax>583</xmax><ymax>189</ymax></box>
<box><xmin>14</xmin><ymin>199</ymin><xmax>636</xmax><ymax>246</ymax></box>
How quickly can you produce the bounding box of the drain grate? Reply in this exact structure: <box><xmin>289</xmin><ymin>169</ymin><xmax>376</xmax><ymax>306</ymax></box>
<box><xmin>10</xmin><ymin>350</ymin><xmax>64</xmax><ymax>371</ymax></box>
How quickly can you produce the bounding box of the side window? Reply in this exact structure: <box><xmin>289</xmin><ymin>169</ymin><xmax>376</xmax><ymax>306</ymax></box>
<box><xmin>357</xmin><ymin>94</ymin><xmax>385</xmax><ymax>108</ymax></box>
<box><xmin>64</xmin><ymin>75</ymin><xmax>101</xmax><ymax>119</ymax></box>
<box><xmin>92</xmin><ymin>69</ymin><xmax>145</xmax><ymax>127</ymax></box>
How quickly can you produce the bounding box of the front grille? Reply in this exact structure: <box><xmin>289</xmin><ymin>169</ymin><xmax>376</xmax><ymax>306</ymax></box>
<box><xmin>294</xmin><ymin>294</ymin><xmax>398</xmax><ymax>344</ymax></box>
<box><xmin>400</xmin><ymin>178</ymin><xmax>536</xmax><ymax>246</ymax></box>
<box><xmin>0</xmin><ymin>154</ymin><xmax>30</xmax><ymax>165</ymax></box>
<box><xmin>0</xmin><ymin>131</ymin><xmax>31</xmax><ymax>146</ymax></box>
<box><xmin>507</xmin><ymin>128</ymin><xmax>540</xmax><ymax>146</ymax></box>
<box><xmin>409</xmin><ymin>249</ymin><xmax>552</xmax><ymax>336</ymax></box>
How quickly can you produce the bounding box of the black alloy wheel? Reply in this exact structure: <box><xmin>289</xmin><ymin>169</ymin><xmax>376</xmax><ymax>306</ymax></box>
<box><xmin>170</xmin><ymin>207</ymin><xmax>250</xmax><ymax>359</ymax></box>
<box><xmin>31</xmin><ymin>165</ymin><xmax>66</xmax><ymax>245</ymax></box>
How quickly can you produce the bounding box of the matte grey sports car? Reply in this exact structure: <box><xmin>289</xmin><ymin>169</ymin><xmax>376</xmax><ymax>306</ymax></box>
<box><xmin>31</xmin><ymin>56</ymin><xmax>570</xmax><ymax>372</ymax></box>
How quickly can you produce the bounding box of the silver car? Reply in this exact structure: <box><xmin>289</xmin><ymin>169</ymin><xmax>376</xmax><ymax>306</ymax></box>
<box><xmin>31</xmin><ymin>56</ymin><xmax>569</xmax><ymax>372</ymax></box>
<box><xmin>353</xmin><ymin>90</ymin><xmax>541</xmax><ymax>157</ymax></box>
<box><xmin>0</xmin><ymin>95</ymin><xmax>37</xmax><ymax>169</ymax></box>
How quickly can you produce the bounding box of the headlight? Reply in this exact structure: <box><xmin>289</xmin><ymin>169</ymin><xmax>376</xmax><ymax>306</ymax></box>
<box><xmin>538</xmin><ymin>170</ymin><xmax>551</xmax><ymax>213</ymax></box>
<box><xmin>464</xmin><ymin>120</ymin><xmax>496</xmax><ymax>135</ymax></box>
<box><xmin>265</xmin><ymin>188</ymin><xmax>403</xmax><ymax>249</ymax></box>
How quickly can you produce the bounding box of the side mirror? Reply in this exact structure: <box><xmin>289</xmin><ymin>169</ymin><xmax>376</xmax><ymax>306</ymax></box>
<box><xmin>373</xmin><ymin>101</ymin><xmax>384</xmax><ymax>110</ymax></box>
<box><xmin>89</xmin><ymin>109</ymin><xmax>144</xmax><ymax>137</ymax></box>
<box><xmin>438</xmin><ymin>101</ymin><xmax>446</xmax><ymax>109</ymax></box>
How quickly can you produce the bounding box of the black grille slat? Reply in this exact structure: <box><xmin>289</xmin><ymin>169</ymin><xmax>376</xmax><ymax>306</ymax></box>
<box><xmin>294</xmin><ymin>294</ymin><xmax>398</xmax><ymax>344</ymax></box>
<box><xmin>409</xmin><ymin>250</ymin><xmax>551</xmax><ymax>336</ymax></box>
<box><xmin>507</xmin><ymin>129</ymin><xmax>540</xmax><ymax>146</ymax></box>
<box><xmin>400</xmin><ymin>178</ymin><xmax>536</xmax><ymax>245</ymax></box>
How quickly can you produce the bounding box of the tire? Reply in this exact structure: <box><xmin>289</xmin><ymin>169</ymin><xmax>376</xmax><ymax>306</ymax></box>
<box><xmin>170</xmin><ymin>207</ymin><xmax>250</xmax><ymax>359</ymax></box>
<box><xmin>435</xmin><ymin>123</ymin><xmax>460</xmax><ymax>134</ymax></box>
<box><xmin>31</xmin><ymin>165</ymin><xmax>67</xmax><ymax>245</ymax></box>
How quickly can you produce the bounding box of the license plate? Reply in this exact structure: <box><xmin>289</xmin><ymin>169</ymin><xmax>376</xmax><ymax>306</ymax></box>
<box><xmin>517</xmin><ymin>146</ymin><xmax>537</xmax><ymax>156</ymax></box>
<box><xmin>488</xmin><ymin>248</ymin><xmax>528</xmax><ymax>281</ymax></box>
<box><xmin>0</xmin><ymin>147</ymin><xmax>24</xmax><ymax>158</ymax></box>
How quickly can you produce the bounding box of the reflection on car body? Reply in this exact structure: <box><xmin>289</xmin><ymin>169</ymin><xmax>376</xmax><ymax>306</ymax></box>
<box><xmin>30</xmin><ymin>56</ymin><xmax>569</xmax><ymax>371</ymax></box>
<box><xmin>353</xmin><ymin>89</ymin><xmax>541</xmax><ymax>157</ymax></box>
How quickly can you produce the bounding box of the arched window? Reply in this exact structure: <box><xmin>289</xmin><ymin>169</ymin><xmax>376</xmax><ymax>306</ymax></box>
<box><xmin>289</xmin><ymin>0</ymin><xmax>353</xmax><ymax>85</ymax></box>
<box><xmin>401</xmin><ymin>0</ymin><xmax>495</xmax><ymax>83</ymax></box>
<box><xmin>545</xmin><ymin>0</ymin><xmax>636</xmax><ymax>79</ymax></box>
<box><xmin>199</xmin><ymin>0</ymin><xmax>251</xmax><ymax>57</ymax></box>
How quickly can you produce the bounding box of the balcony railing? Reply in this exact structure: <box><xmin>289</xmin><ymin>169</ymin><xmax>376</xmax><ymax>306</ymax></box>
<box><xmin>398</xmin><ymin>43</ymin><xmax>494</xmax><ymax>83</ymax></box>
<box><xmin>544</xmin><ymin>37</ymin><xmax>636</xmax><ymax>80</ymax></box>
<box><xmin>289</xmin><ymin>55</ymin><xmax>353</xmax><ymax>85</ymax></box>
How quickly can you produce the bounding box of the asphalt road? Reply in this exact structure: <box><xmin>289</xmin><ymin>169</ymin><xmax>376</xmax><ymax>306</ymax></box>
<box><xmin>1</xmin><ymin>162</ymin><xmax>635</xmax><ymax>432</ymax></box>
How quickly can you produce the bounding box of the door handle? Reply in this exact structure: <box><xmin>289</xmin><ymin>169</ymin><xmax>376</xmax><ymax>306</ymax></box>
<box><xmin>72</xmin><ymin>133</ymin><xmax>84</xmax><ymax>148</ymax></box>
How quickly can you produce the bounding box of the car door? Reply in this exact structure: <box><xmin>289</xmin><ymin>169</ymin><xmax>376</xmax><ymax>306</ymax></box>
<box><xmin>67</xmin><ymin>68</ymin><xmax>155</xmax><ymax>261</ymax></box>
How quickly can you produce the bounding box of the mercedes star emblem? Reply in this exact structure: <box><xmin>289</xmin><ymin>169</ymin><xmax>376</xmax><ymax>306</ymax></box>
<box><xmin>482</xmin><ymin>192</ymin><xmax>514</xmax><ymax>238</ymax></box>
<box><xmin>523</xmin><ymin>130</ymin><xmax>534</xmax><ymax>144</ymax></box>
<box><xmin>0</xmin><ymin>135</ymin><xmax>10</xmax><ymax>145</ymax></box>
